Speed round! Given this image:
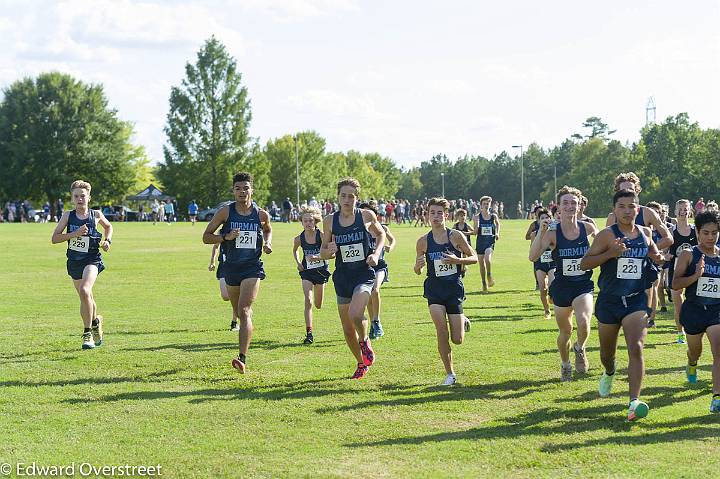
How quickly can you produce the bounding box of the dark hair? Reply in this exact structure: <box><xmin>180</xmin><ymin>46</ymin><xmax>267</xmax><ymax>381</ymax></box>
<box><xmin>695</xmin><ymin>211</ymin><xmax>720</xmax><ymax>231</ymax></box>
<box><xmin>613</xmin><ymin>189</ymin><xmax>638</xmax><ymax>206</ymax></box>
<box><xmin>537</xmin><ymin>208</ymin><xmax>550</xmax><ymax>219</ymax></box>
<box><xmin>232</xmin><ymin>172</ymin><xmax>253</xmax><ymax>185</ymax></box>
<box><xmin>358</xmin><ymin>202</ymin><xmax>378</xmax><ymax>216</ymax></box>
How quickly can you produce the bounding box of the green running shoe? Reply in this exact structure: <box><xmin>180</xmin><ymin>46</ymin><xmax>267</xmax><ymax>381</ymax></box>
<box><xmin>686</xmin><ymin>363</ymin><xmax>698</xmax><ymax>384</ymax></box>
<box><xmin>628</xmin><ymin>399</ymin><xmax>649</xmax><ymax>421</ymax></box>
<box><xmin>710</xmin><ymin>398</ymin><xmax>720</xmax><ymax>413</ymax></box>
<box><xmin>599</xmin><ymin>371</ymin><xmax>614</xmax><ymax>397</ymax></box>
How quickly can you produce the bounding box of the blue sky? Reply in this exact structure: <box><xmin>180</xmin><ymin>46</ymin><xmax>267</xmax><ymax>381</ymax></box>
<box><xmin>1</xmin><ymin>0</ymin><xmax>718</xmax><ymax>168</ymax></box>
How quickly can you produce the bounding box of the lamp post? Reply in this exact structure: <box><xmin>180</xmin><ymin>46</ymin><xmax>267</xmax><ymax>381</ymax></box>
<box><xmin>554</xmin><ymin>161</ymin><xmax>557</xmax><ymax>198</ymax></box>
<box><xmin>294</xmin><ymin>135</ymin><xmax>300</xmax><ymax>207</ymax></box>
<box><xmin>512</xmin><ymin>145</ymin><xmax>524</xmax><ymax>214</ymax></box>
<box><xmin>441</xmin><ymin>172</ymin><xmax>445</xmax><ymax>198</ymax></box>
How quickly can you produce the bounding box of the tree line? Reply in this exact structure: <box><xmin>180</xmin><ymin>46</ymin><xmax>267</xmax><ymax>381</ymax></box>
<box><xmin>1</xmin><ymin>36</ymin><xmax>719</xmax><ymax>217</ymax></box>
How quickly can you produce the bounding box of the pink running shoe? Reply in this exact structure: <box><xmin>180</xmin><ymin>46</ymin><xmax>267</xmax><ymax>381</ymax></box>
<box><xmin>351</xmin><ymin>364</ymin><xmax>369</xmax><ymax>379</ymax></box>
<box><xmin>359</xmin><ymin>339</ymin><xmax>375</xmax><ymax>367</ymax></box>
<box><xmin>231</xmin><ymin>357</ymin><xmax>246</xmax><ymax>374</ymax></box>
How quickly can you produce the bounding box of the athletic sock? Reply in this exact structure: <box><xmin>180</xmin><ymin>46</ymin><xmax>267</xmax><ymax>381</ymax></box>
<box><xmin>630</xmin><ymin>397</ymin><xmax>638</xmax><ymax>403</ymax></box>
<box><xmin>91</xmin><ymin>318</ymin><xmax>99</xmax><ymax>327</ymax></box>
<box><xmin>605</xmin><ymin>369</ymin><xmax>615</xmax><ymax>376</ymax></box>
<box><xmin>689</xmin><ymin>361</ymin><xmax>698</xmax><ymax>366</ymax></box>
<box><xmin>306</xmin><ymin>327</ymin><xmax>312</xmax><ymax>333</ymax></box>
<box><xmin>238</xmin><ymin>353</ymin><xmax>246</xmax><ymax>364</ymax></box>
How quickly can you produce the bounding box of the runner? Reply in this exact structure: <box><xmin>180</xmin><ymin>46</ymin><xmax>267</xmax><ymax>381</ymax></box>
<box><xmin>452</xmin><ymin>209</ymin><xmax>473</xmax><ymax>244</ymax></box>
<box><xmin>606</xmin><ymin>172</ymin><xmax>673</xmax><ymax>250</ymax></box>
<box><xmin>51</xmin><ymin>180</ymin><xmax>113</xmax><ymax>350</ymax></box>
<box><xmin>668</xmin><ymin>199</ymin><xmax>698</xmax><ymax>344</ymax></box>
<box><xmin>414</xmin><ymin>198</ymin><xmax>478</xmax><ymax>385</ymax></box>
<box><xmin>360</xmin><ymin>201</ymin><xmax>396</xmax><ymax>340</ymax></box>
<box><xmin>319</xmin><ymin>178</ymin><xmax>386</xmax><ymax>379</ymax></box>
<box><xmin>581</xmin><ymin>189</ymin><xmax>662</xmax><ymax>420</ymax></box>
<box><xmin>528</xmin><ymin>208</ymin><xmax>556</xmax><ymax>319</ymax></box>
<box><xmin>292</xmin><ymin>206</ymin><xmax>330</xmax><ymax>345</ymax></box>
<box><xmin>645</xmin><ymin>201</ymin><xmax>670</xmax><ymax>328</ymax></box>
<box><xmin>202</xmin><ymin>172</ymin><xmax>273</xmax><ymax>374</ymax></box>
<box><xmin>671</xmin><ymin>210</ymin><xmax>720</xmax><ymax>413</ymax></box>
<box><xmin>473</xmin><ymin>195</ymin><xmax>500</xmax><ymax>292</ymax></box>
<box><xmin>579</xmin><ymin>196</ymin><xmax>597</xmax><ymax>227</ymax></box>
<box><xmin>530</xmin><ymin>186</ymin><xmax>599</xmax><ymax>381</ymax></box>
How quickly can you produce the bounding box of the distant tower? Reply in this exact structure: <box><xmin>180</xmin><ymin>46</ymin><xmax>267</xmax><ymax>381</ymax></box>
<box><xmin>645</xmin><ymin>96</ymin><xmax>656</xmax><ymax>126</ymax></box>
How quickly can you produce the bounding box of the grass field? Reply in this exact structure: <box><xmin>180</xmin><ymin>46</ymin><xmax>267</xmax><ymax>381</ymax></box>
<box><xmin>1</xmin><ymin>219</ymin><xmax>719</xmax><ymax>478</ymax></box>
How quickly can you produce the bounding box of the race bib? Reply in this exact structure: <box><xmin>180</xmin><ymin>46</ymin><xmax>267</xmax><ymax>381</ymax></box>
<box><xmin>540</xmin><ymin>250</ymin><xmax>553</xmax><ymax>263</ymax></box>
<box><xmin>562</xmin><ymin>258</ymin><xmax>584</xmax><ymax>276</ymax></box>
<box><xmin>434</xmin><ymin>259</ymin><xmax>457</xmax><ymax>277</ymax></box>
<box><xmin>481</xmin><ymin>226</ymin><xmax>493</xmax><ymax>236</ymax></box>
<box><xmin>617</xmin><ymin>257</ymin><xmax>642</xmax><ymax>280</ymax></box>
<box><xmin>235</xmin><ymin>231</ymin><xmax>257</xmax><ymax>249</ymax></box>
<box><xmin>697</xmin><ymin>277</ymin><xmax>720</xmax><ymax>298</ymax></box>
<box><xmin>306</xmin><ymin>257</ymin><xmax>326</xmax><ymax>269</ymax></box>
<box><xmin>68</xmin><ymin>236</ymin><xmax>89</xmax><ymax>253</ymax></box>
<box><xmin>339</xmin><ymin>243</ymin><xmax>364</xmax><ymax>263</ymax></box>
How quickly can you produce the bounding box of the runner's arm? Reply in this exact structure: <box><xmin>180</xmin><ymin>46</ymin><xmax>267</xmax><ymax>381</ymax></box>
<box><xmin>202</xmin><ymin>206</ymin><xmax>229</xmax><ymax>244</ymax></box>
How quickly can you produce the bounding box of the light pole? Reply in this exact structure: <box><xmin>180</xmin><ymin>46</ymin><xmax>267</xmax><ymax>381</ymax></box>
<box><xmin>294</xmin><ymin>135</ymin><xmax>300</xmax><ymax>207</ymax></box>
<box><xmin>512</xmin><ymin>145</ymin><xmax>524</xmax><ymax>215</ymax></box>
<box><xmin>441</xmin><ymin>172</ymin><xmax>445</xmax><ymax>198</ymax></box>
<box><xmin>553</xmin><ymin>161</ymin><xmax>557</xmax><ymax>199</ymax></box>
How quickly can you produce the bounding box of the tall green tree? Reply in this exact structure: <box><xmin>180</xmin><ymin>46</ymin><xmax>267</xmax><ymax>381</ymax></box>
<box><xmin>0</xmin><ymin>72</ymin><xmax>144</xmax><ymax>208</ymax></box>
<box><xmin>159</xmin><ymin>36</ymin><xmax>255</xmax><ymax>207</ymax></box>
<box><xmin>266</xmin><ymin>131</ymin><xmax>335</xmax><ymax>203</ymax></box>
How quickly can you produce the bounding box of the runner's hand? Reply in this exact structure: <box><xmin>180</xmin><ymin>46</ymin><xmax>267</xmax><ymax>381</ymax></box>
<box><xmin>76</xmin><ymin>224</ymin><xmax>89</xmax><ymax>236</ymax></box>
<box><xmin>609</xmin><ymin>238</ymin><xmax>627</xmax><ymax>257</ymax></box>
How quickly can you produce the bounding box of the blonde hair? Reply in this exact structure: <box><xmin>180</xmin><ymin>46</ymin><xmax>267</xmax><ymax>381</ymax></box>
<box><xmin>299</xmin><ymin>206</ymin><xmax>322</xmax><ymax>224</ymax></box>
<box><xmin>70</xmin><ymin>180</ymin><xmax>91</xmax><ymax>193</ymax></box>
<box><xmin>556</xmin><ymin>185</ymin><xmax>583</xmax><ymax>204</ymax></box>
<box><xmin>337</xmin><ymin>177</ymin><xmax>361</xmax><ymax>194</ymax></box>
<box><xmin>480</xmin><ymin>196</ymin><xmax>492</xmax><ymax>204</ymax></box>
<box><xmin>614</xmin><ymin>172</ymin><xmax>642</xmax><ymax>193</ymax></box>
<box><xmin>428</xmin><ymin>197</ymin><xmax>450</xmax><ymax>211</ymax></box>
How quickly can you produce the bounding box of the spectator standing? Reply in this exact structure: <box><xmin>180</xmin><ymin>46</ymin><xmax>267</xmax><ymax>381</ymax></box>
<box><xmin>696</xmin><ymin>197</ymin><xmax>705</xmax><ymax>214</ymax></box>
<box><xmin>188</xmin><ymin>200</ymin><xmax>199</xmax><ymax>225</ymax></box>
<box><xmin>164</xmin><ymin>200</ymin><xmax>175</xmax><ymax>223</ymax></box>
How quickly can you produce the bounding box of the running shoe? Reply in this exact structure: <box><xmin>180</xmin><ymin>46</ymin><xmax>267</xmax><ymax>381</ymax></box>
<box><xmin>303</xmin><ymin>332</ymin><xmax>314</xmax><ymax>345</ymax></box>
<box><xmin>92</xmin><ymin>315</ymin><xmax>103</xmax><ymax>347</ymax></box>
<box><xmin>463</xmin><ymin>316</ymin><xmax>471</xmax><ymax>332</ymax></box>
<box><xmin>230</xmin><ymin>320</ymin><xmax>239</xmax><ymax>332</ymax></box>
<box><xmin>359</xmin><ymin>339</ymin><xmax>375</xmax><ymax>366</ymax></box>
<box><xmin>628</xmin><ymin>399</ymin><xmax>649</xmax><ymax>421</ymax></box>
<box><xmin>647</xmin><ymin>319</ymin><xmax>656</xmax><ymax>328</ymax></box>
<box><xmin>677</xmin><ymin>333</ymin><xmax>686</xmax><ymax>344</ymax></box>
<box><xmin>544</xmin><ymin>310</ymin><xmax>551</xmax><ymax>320</ymax></box>
<box><xmin>599</xmin><ymin>371</ymin><xmax>614</xmax><ymax>397</ymax></box>
<box><xmin>81</xmin><ymin>331</ymin><xmax>95</xmax><ymax>350</ymax></box>
<box><xmin>350</xmin><ymin>363</ymin><xmax>369</xmax><ymax>379</ymax></box>
<box><xmin>442</xmin><ymin>373</ymin><xmax>457</xmax><ymax>386</ymax></box>
<box><xmin>561</xmin><ymin>363</ymin><xmax>572</xmax><ymax>382</ymax></box>
<box><xmin>368</xmin><ymin>321</ymin><xmax>377</xmax><ymax>340</ymax></box>
<box><xmin>686</xmin><ymin>363</ymin><xmax>698</xmax><ymax>384</ymax></box>
<box><xmin>231</xmin><ymin>356</ymin><xmax>246</xmax><ymax>374</ymax></box>
<box><xmin>573</xmin><ymin>343</ymin><xmax>589</xmax><ymax>373</ymax></box>
<box><xmin>710</xmin><ymin>397</ymin><xmax>720</xmax><ymax>413</ymax></box>
<box><xmin>374</xmin><ymin>320</ymin><xmax>384</xmax><ymax>338</ymax></box>
<box><xmin>488</xmin><ymin>276</ymin><xmax>495</xmax><ymax>287</ymax></box>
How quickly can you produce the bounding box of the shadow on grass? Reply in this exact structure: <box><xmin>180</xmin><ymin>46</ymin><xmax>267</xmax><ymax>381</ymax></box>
<box><xmin>522</xmin><ymin>343</ymin><xmax>665</xmax><ymax>357</ymax></box>
<box><xmin>111</xmin><ymin>328</ymin><xmax>219</xmax><ymax>336</ymax></box>
<box><xmin>317</xmin><ymin>377</ymin><xmax>558</xmax><ymax>415</ymax></box>
<box><xmin>123</xmin><ymin>339</ymin><xmax>345</xmax><ymax>353</ymax></box>
<box><xmin>344</xmin><ymin>384</ymin><xmax>710</xmax><ymax>449</ymax></box>
<box><xmin>0</xmin><ymin>369</ymin><xmax>181</xmax><ymax>388</ymax></box>
<box><xmin>63</xmin><ymin>377</ymin><xmax>365</xmax><ymax>405</ymax></box>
